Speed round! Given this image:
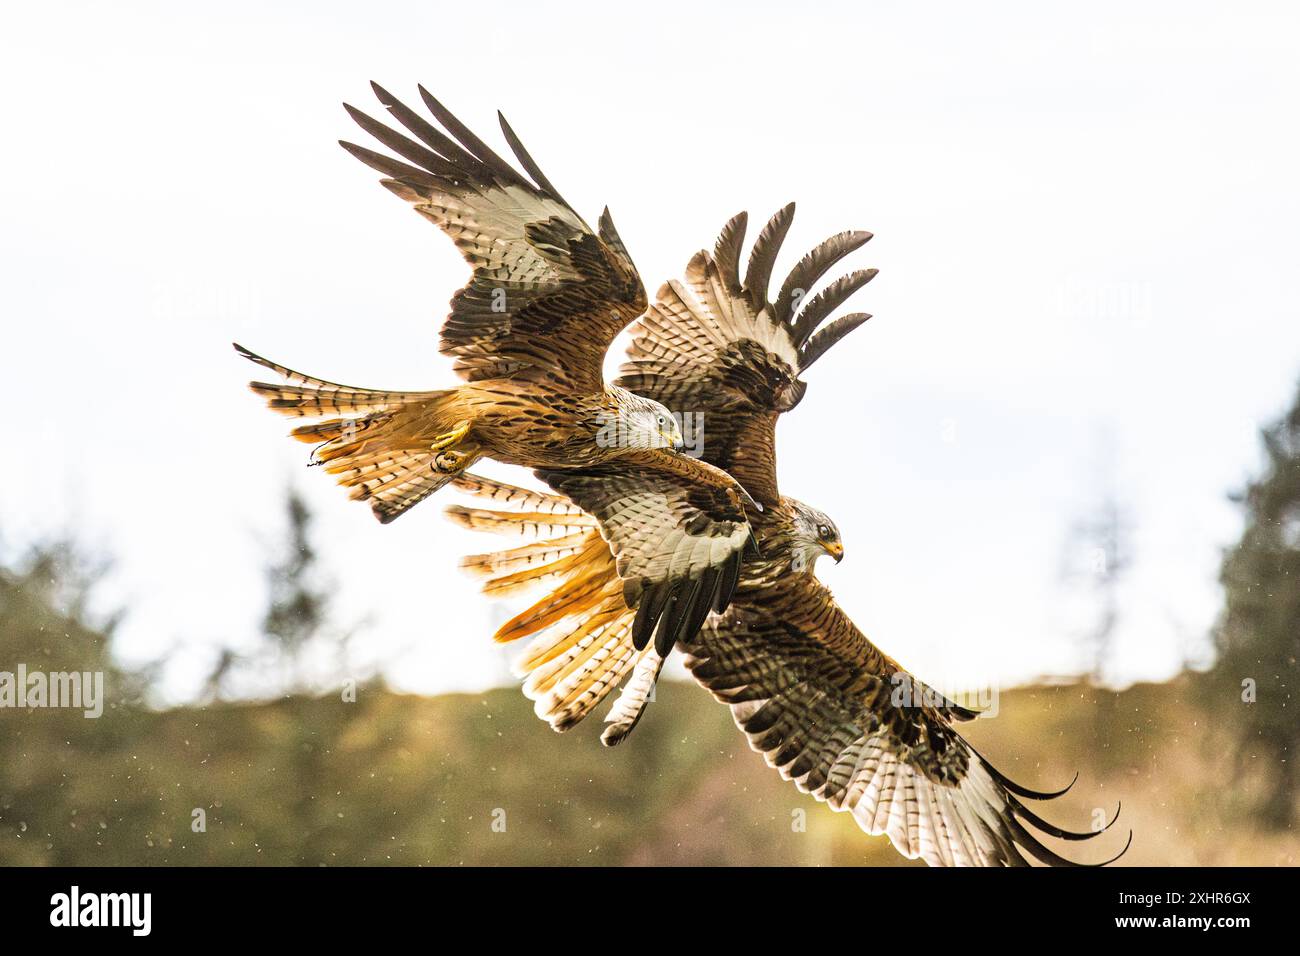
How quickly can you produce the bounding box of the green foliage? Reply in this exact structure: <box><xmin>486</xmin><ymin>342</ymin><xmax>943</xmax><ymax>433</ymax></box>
<box><xmin>261</xmin><ymin>489</ymin><xmax>327</xmax><ymax>660</ymax></box>
<box><xmin>206</xmin><ymin>486</ymin><xmax>356</xmax><ymax>699</ymax></box>
<box><xmin>0</xmin><ymin>539</ymin><xmax>143</xmax><ymax>704</ymax></box>
<box><xmin>1212</xmin><ymin>380</ymin><xmax>1300</xmax><ymax>828</ymax></box>
<box><xmin>4</xmin><ymin>660</ymin><xmax>1288</xmax><ymax>865</ymax></box>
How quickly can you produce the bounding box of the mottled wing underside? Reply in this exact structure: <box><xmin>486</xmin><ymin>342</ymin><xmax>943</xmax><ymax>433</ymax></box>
<box><xmin>683</xmin><ymin>573</ymin><xmax>1130</xmax><ymax>867</ymax></box>
<box><xmin>535</xmin><ymin>451</ymin><xmax>753</xmax><ymax>659</ymax></box>
<box><xmin>618</xmin><ymin>205</ymin><xmax>876</xmax><ymax>506</ymax></box>
<box><xmin>341</xmin><ymin>83</ymin><xmax>647</xmax><ymax>389</ymax></box>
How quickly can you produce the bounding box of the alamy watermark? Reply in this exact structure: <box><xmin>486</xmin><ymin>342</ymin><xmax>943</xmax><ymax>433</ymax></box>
<box><xmin>50</xmin><ymin>886</ymin><xmax>151</xmax><ymax>936</ymax></box>
<box><xmin>0</xmin><ymin>665</ymin><xmax>104</xmax><ymax>718</ymax></box>
<box><xmin>1058</xmin><ymin>276</ymin><xmax>1153</xmax><ymax>327</ymax></box>
<box><xmin>890</xmin><ymin>671</ymin><xmax>1000</xmax><ymax>718</ymax></box>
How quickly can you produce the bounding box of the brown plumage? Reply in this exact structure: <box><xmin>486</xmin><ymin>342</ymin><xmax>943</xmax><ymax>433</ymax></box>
<box><xmin>449</xmin><ymin>210</ymin><xmax>1131</xmax><ymax>866</ymax></box>
<box><xmin>235</xmin><ymin>83</ymin><xmax>763</xmax><ymax>651</ymax></box>
<box><xmin>618</xmin><ymin>205</ymin><xmax>873</xmax><ymax>506</ymax></box>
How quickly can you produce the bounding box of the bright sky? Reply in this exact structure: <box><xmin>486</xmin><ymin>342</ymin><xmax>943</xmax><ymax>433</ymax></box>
<box><xmin>3</xmin><ymin>1</ymin><xmax>1298</xmax><ymax>703</ymax></box>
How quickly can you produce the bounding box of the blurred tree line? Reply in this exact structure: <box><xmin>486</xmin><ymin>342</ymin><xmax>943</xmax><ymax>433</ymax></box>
<box><xmin>0</xmin><ymin>490</ymin><xmax>913</xmax><ymax>865</ymax></box>
<box><xmin>1209</xmin><ymin>381</ymin><xmax>1300</xmax><ymax>829</ymax></box>
<box><xmin>2</xmin><ymin>401</ymin><xmax>1299</xmax><ymax>862</ymax></box>
<box><xmin>204</xmin><ymin>488</ymin><xmax>358</xmax><ymax>700</ymax></box>
<box><xmin>0</xmin><ymin>487</ymin><xmax>376</xmax><ymax>864</ymax></box>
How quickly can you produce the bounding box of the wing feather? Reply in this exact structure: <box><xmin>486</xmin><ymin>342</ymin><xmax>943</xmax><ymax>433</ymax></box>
<box><xmin>616</xmin><ymin>206</ymin><xmax>875</xmax><ymax>506</ymax></box>
<box><xmin>343</xmin><ymin>83</ymin><xmax>647</xmax><ymax>387</ymax></box>
<box><xmin>681</xmin><ymin>573</ymin><xmax>1132</xmax><ymax>867</ymax></box>
<box><xmin>536</xmin><ymin>450</ymin><xmax>753</xmax><ymax>658</ymax></box>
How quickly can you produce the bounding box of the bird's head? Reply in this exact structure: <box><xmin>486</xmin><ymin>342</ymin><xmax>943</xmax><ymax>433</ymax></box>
<box><xmin>611</xmin><ymin>389</ymin><xmax>684</xmax><ymax>452</ymax></box>
<box><xmin>788</xmin><ymin>499</ymin><xmax>843</xmax><ymax>571</ymax></box>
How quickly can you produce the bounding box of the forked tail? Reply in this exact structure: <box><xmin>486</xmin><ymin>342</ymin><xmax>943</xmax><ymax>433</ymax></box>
<box><xmin>235</xmin><ymin>343</ymin><xmax>477</xmax><ymax>523</ymax></box>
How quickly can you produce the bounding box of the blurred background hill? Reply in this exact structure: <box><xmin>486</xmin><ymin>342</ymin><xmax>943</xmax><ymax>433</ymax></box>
<box><xmin>0</xmin><ymin>661</ymin><xmax>1294</xmax><ymax>865</ymax></box>
<box><xmin>2</xmin><ymin>378</ymin><xmax>1299</xmax><ymax>865</ymax></box>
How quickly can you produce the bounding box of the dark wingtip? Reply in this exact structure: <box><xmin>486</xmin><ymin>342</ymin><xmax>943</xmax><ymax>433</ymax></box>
<box><xmin>369</xmin><ymin>82</ymin><xmax>409</xmax><ymax>116</ymax></box>
<box><xmin>1086</xmin><ymin>799</ymin><xmax>1124</xmax><ymax>837</ymax></box>
<box><xmin>1012</xmin><ymin>795</ymin><xmax>1122</xmax><ymax>842</ymax></box>
<box><xmin>416</xmin><ymin>84</ymin><xmax>442</xmax><ymax>112</ymax></box>
<box><xmin>1100</xmin><ymin>829</ymin><xmax>1134</xmax><ymax>866</ymax></box>
<box><xmin>1035</xmin><ymin>768</ymin><xmax>1079</xmax><ymax>799</ymax></box>
<box><xmin>1011</xmin><ymin>815</ymin><xmax>1133</xmax><ymax>867</ymax></box>
<box><xmin>1003</xmin><ymin>767</ymin><xmax>1080</xmax><ymax>801</ymax></box>
<box><xmin>337</xmin><ymin>138</ymin><xmax>378</xmax><ymax>168</ymax></box>
<box><xmin>970</xmin><ymin>745</ymin><xmax>1083</xmax><ymax>801</ymax></box>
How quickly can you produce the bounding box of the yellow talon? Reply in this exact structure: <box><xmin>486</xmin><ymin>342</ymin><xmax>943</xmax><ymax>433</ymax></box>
<box><xmin>429</xmin><ymin>420</ymin><xmax>470</xmax><ymax>455</ymax></box>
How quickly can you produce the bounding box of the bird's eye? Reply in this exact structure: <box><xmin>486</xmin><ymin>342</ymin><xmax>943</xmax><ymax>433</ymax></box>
<box><xmin>656</xmin><ymin>415</ymin><xmax>665</xmax><ymax>426</ymax></box>
<box><xmin>818</xmin><ymin>524</ymin><xmax>830</xmax><ymax>538</ymax></box>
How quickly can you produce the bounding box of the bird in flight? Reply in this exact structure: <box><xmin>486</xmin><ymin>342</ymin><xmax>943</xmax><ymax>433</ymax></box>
<box><xmin>234</xmin><ymin>83</ymin><xmax>1129</xmax><ymax>865</ymax></box>
<box><xmin>448</xmin><ymin>209</ymin><xmax>1131</xmax><ymax>866</ymax></box>
<box><xmin>236</xmin><ymin>82</ymin><xmax>779</xmax><ymax>654</ymax></box>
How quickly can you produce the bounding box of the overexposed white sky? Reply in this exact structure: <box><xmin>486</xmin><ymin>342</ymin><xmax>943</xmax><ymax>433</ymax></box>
<box><xmin>3</xmin><ymin>1</ymin><xmax>1298</xmax><ymax>702</ymax></box>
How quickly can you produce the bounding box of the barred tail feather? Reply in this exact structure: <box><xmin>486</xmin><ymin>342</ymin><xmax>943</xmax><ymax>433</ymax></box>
<box><xmin>443</xmin><ymin>505</ymin><xmax>596</xmax><ymax>537</ymax></box>
<box><xmin>459</xmin><ymin>533</ymin><xmax>593</xmax><ymax>582</ymax></box>
<box><xmin>450</xmin><ymin>475</ymin><xmax>587</xmax><ymax>514</ymax></box>
<box><xmin>525</xmin><ymin>607</ymin><xmax>639</xmax><ymax>732</ymax></box>
<box><xmin>478</xmin><ymin>536</ymin><xmax>612</xmax><ymax>597</ymax></box>
<box><xmin>235</xmin><ymin>343</ymin><xmax>474</xmax><ymax>523</ymax></box>
<box><xmin>448</xmin><ymin>473</ymin><xmax>649</xmax><ymax>735</ymax></box>
<box><xmin>493</xmin><ymin>568</ymin><xmax>621</xmax><ymax>643</ymax></box>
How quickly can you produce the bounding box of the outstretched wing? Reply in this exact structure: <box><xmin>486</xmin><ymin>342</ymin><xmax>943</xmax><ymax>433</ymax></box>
<box><xmin>341</xmin><ymin>82</ymin><xmax>646</xmax><ymax>389</ymax></box>
<box><xmin>535</xmin><ymin>451</ymin><xmax>753</xmax><ymax>659</ymax></box>
<box><xmin>682</xmin><ymin>573</ymin><xmax>1131</xmax><ymax>867</ymax></box>
<box><xmin>618</xmin><ymin>204</ymin><xmax>875</xmax><ymax>506</ymax></box>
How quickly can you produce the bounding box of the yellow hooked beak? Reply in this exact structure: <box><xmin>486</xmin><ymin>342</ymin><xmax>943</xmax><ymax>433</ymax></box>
<box><xmin>661</xmin><ymin>423</ymin><xmax>684</xmax><ymax>453</ymax></box>
<box><xmin>822</xmin><ymin>540</ymin><xmax>844</xmax><ymax>563</ymax></box>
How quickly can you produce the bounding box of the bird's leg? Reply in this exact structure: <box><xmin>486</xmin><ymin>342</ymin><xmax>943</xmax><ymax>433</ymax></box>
<box><xmin>428</xmin><ymin>420</ymin><xmax>470</xmax><ymax>455</ymax></box>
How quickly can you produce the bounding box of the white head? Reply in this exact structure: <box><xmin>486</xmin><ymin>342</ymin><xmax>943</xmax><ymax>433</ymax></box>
<box><xmin>788</xmin><ymin>499</ymin><xmax>844</xmax><ymax>572</ymax></box>
<box><xmin>605</xmin><ymin>387</ymin><xmax>684</xmax><ymax>451</ymax></box>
